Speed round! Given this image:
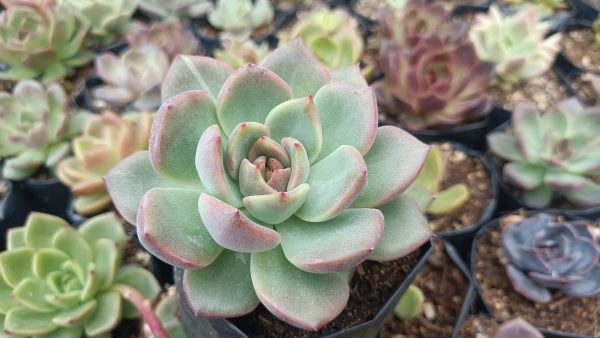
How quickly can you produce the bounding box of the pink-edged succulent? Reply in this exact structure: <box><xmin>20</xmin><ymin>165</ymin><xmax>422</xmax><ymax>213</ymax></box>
<box><xmin>126</xmin><ymin>18</ymin><xmax>200</xmax><ymax>60</ymax></box>
<box><xmin>106</xmin><ymin>39</ymin><xmax>432</xmax><ymax>330</ymax></box>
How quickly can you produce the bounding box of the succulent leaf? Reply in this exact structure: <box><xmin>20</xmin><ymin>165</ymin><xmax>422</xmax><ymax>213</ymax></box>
<box><xmin>139</xmin><ymin>0</ymin><xmax>213</xmax><ymax>19</ymax></box>
<box><xmin>215</xmin><ymin>38</ymin><xmax>270</xmax><ymax>69</ymax></box>
<box><xmin>126</xmin><ymin>18</ymin><xmax>199</xmax><ymax>60</ymax></box>
<box><xmin>208</xmin><ymin>0</ymin><xmax>274</xmax><ymax>38</ymax></box>
<box><xmin>66</xmin><ymin>0</ymin><xmax>137</xmax><ymax>42</ymax></box>
<box><xmin>394</xmin><ymin>285</ymin><xmax>424</xmax><ymax>320</ymax></box>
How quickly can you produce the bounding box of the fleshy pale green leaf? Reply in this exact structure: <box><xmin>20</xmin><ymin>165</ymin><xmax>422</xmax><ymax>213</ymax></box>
<box><xmin>0</xmin><ymin>275</ymin><xmax>17</xmax><ymax>314</ymax></box>
<box><xmin>84</xmin><ymin>291</ymin><xmax>121</xmax><ymax>337</ymax></box>
<box><xmin>243</xmin><ymin>183</ymin><xmax>310</xmax><ymax>224</ymax></box>
<box><xmin>564</xmin><ymin>180</ymin><xmax>600</xmax><ymax>207</ymax></box>
<box><xmin>394</xmin><ymin>285</ymin><xmax>424</xmax><ymax>320</ymax></box>
<box><xmin>251</xmin><ymin>246</ymin><xmax>349</xmax><ymax>331</ymax></box>
<box><xmin>161</xmin><ymin>55</ymin><xmax>233</xmax><ymax>101</ymax></box>
<box><xmin>24</xmin><ymin>213</ymin><xmax>68</xmax><ymax>249</ymax></box>
<box><xmin>12</xmin><ymin>278</ymin><xmax>55</xmax><ymax>313</ymax></box>
<box><xmin>183</xmin><ymin>250</ymin><xmax>259</xmax><ymax>317</ymax></box>
<box><xmin>36</xmin><ymin>326</ymin><xmax>82</xmax><ymax>338</ymax></box>
<box><xmin>51</xmin><ymin>228</ymin><xmax>92</xmax><ymax>271</ymax></box>
<box><xmin>281</xmin><ymin>138</ymin><xmax>310</xmax><ymax>190</ymax></box>
<box><xmin>487</xmin><ymin>132</ymin><xmax>525</xmax><ymax>163</ymax></box>
<box><xmin>89</xmin><ymin>239</ymin><xmax>119</xmax><ymax>293</ymax></box>
<box><xmin>0</xmin><ymin>248</ymin><xmax>34</xmax><ymax>287</ymax></box>
<box><xmin>4</xmin><ymin>307</ymin><xmax>57</xmax><ymax>336</ymax></box>
<box><xmin>114</xmin><ymin>265</ymin><xmax>161</xmax><ymax>318</ymax></box>
<box><xmin>33</xmin><ymin>249</ymin><xmax>69</xmax><ymax>280</ymax></box>
<box><xmin>330</xmin><ymin>65</ymin><xmax>367</xmax><ymax>87</ymax></box>
<box><xmin>279</xmin><ymin>208</ymin><xmax>384</xmax><ymax>273</ymax></box>
<box><xmin>370</xmin><ymin>194</ymin><xmax>431</xmax><ymax>261</ymax></box>
<box><xmin>296</xmin><ymin>145</ymin><xmax>366</xmax><ymax>222</ymax></box>
<box><xmin>503</xmin><ymin>163</ymin><xmax>545</xmax><ymax>190</ymax></box>
<box><xmin>138</xmin><ymin>188</ymin><xmax>223</xmax><ymax>269</ymax></box>
<box><xmin>353</xmin><ymin>126</ymin><xmax>430</xmax><ymax>208</ymax></box>
<box><xmin>225</xmin><ymin>122</ymin><xmax>270</xmax><ymax>179</ymax></box>
<box><xmin>52</xmin><ymin>300</ymin><xmax>97</xmax><ymax>326</ymax></box>
<box><xmin>6</xmin><ymin>228</ymin><xmax>25</xmax><ymax>251</ymax></box>
<box><xmin>427</xmin><ymin>184</ymin><xmax>470</xmax><ymax>215</ymax></box>
<box><xmin>78</xmin><ymin>213</ymin><xmax>126</xmax><ymax>254</ymax></box>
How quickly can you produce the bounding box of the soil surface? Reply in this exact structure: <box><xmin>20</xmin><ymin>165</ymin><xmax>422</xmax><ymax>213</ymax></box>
<box><xmin>570</xmin><ymin>72</ymin><xmax>599</xmax><ymax>105</ymax></box>
<box><xmin>474</xmin><ymin>214</ymin><xmax>600</xmax><ymax>336</ymax></box>
<box><xmin>230</xmin><ymin>249</ymin><xmax>424</xmax><ymax>338</ymax></box>
<box><xmin>428</xmin><ymin>143</ymin><xmax>493</xmax><ymax>233</ymax></box>
<box><xmin>458</xmin><ymin>315</ymin><xmax>501</xmax><ymax>338</ymax></box>
<box><xmin>379</xmin><ymin>241</ymin><xmax>468</xmax><ymax>338</ymax></box>
<box><xmin>561</xmin><ymin>28</ymin><xmax>600</xmax><ymax>72</ymax></box>
<box><xmin>487</xmin><ymin>70</ymin><xmax>569</xmax><ymax>111</ymax></box>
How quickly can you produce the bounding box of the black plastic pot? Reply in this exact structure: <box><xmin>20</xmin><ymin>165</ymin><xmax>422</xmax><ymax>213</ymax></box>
<box><xmin>450</xmin><ymin>4</ymin><xmax>490</xmax><ymax>19</ymax></box>
<box><xmin>558</xmin><ymin>20</ymin><xmax>600</xmax><ymax>75</ymax></box>
<box><xmin>568</xmin><ymin>0</ymin><xmax>599</xmax><ymax>21</ymax></box>
<box><xmin>0</xmin><ymin>180</ymin><xmax>31</xmax><ymax>250</ymax></box>
<box><xmin>174</xmin><ymin>241</ymin><xmax>433</xmax><ymax>338</ymax></box>
<box><xmin>470</xmin><ymin>212</ymin><xmax>597</xmax><ymax>338</ymax></box>
<box><xmin>23</xmin><ymin>177</ymin><xmax>72</xmax><ymax>220</ymax></box>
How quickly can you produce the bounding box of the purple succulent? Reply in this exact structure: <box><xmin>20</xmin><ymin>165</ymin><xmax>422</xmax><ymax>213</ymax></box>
<box><xmin>501</xmin><ymin>213</ymin><xmax>600</xmax><ymax>303</ymax></box>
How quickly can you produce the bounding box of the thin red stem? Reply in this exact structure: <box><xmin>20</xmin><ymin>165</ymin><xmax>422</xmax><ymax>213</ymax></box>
<box><xmin>118</xmin><ymin>286</ymin><xmax>169</xmax><ymax>338</ymax></box>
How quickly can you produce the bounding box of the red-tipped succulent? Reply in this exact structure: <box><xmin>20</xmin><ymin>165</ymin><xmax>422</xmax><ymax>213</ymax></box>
<box><xmin>106</xmin><ymin>39</ymin><xmax>432</xmax><ymax>330</ymax></box>
<box><xmin>501</xmin><ymin>214</ymin><xmax>600</xmax><ymax>303</ymax></box>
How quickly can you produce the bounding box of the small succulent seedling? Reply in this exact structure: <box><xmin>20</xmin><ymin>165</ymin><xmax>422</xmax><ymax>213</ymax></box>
<box><xmin>488</xmin><ymin>99</ymin><xmax>600</xmax><ymax>208</ymax></box>
<box><xmin>0</xmin><ymin>81</ymin><xmax>88</xmax><ymax>180</ymax></box>
<box><xmin>505</xmin><ymin>0</ymin><xmax>567</xmax><ymax>14</ymax></box>
<box><xmin>106</xmin><ymin>39</ymin><xmax>432</xmax><ymax>330</ymax></box>
<box><xmin>126</xmin><ymin>18</ymin><xmax>200</xmax><ymax>60</ymax></box>
<box><xmin>214</xmin><ymin>38</ymin><xmax>270</xmax><ymax>69</ymax></box>
<box><xmin>493</xmin><ymin>318</ymin><xmax>544</xmax><ymax>338</ymax></box>
<box><xmin>147</xmin><ymin>287</ymin><xmax>186</xmax><ymax>338</ymax></box>
<box><xmin>408</xmin><ymin>146</ymin><xmax>470</xmax><ymax>216</ymax></box>
<box><xmin>139</xmin><ymin>0</ymin><xmax>213</xmax><ymax>20</ymax></box>
<box><xmin>93</xmin><ymin>45</ymin><xmax>170</xmax><ymax>110</ymax></box>
<box><xmin>0</xmin><ymin>0</ymin><xmax>93</xmax><ymax>81</ymax></box>
<box><xmin>208</xmin><ymin>0</ymin><xmax>274</xmax><ymax>37</ymax></box>
<box><xmin>278</xmin><ymin>7</ymin><xmax>364</xmax><ymax>69</ymax></box>
<box><xmin>57</xmin><ymin>111</ymin><xmax>153</xmax><ymax>216</ymax></box>
<box><xmin>0</xmin><ymin>212</ymin><xmax>166</xmax><ymax>337</ymax></box>
<box><xmin>469</xmin><ymin>6</ymin><xmax>562</xmax><ymax>85</ymax></box>
<box><xmin>376</xmin><ymin>0</ymin><xmax>495</xmax><ymax>130</ymax></box>
<box><xmin>65</xmin><ymin>0</ymin><xmax>137</xmax><ymax>43</ymax></box>
<box><xmin>394</xmin><ymin>285</ymin><xmax>424</xmax><ymax>320</ymax></box>
<box><xmin>501</xmin><ymin>213</ymin><xmax>600</xmax><ymax>303</ymax></box>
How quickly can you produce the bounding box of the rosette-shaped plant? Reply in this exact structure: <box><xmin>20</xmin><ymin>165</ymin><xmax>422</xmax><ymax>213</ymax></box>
<box><xmin>65</xmin><ymin>0</ymin><xmax>138</xmax><ymax>42</ymax></box>
<box><xmin>501</xmin><ymin>213</ymin><xmax>600</xmax><ymax>303</ymax></box>
<box><xmin>208</xmin><ymin>0</ymin><xmax>274</xmax><ymax>37</ymax></box>
<box><xmin>487</xmin><ymin>99</ymin><xmax>600</xmax><ymax>208</ymax></box>
<box><xmin>106</xmin><ymin>39</ymin><xmax>432</xmax><ymax>330</ymax></box>
<box><xmin>376</xmin><ymin>36</ymin><xmax>495</xmax><ymax>130</ymax></box>
<box><xmin>214</xmin><ymin>38</ymin><xmax>270</xmax><ymax>69</ymax></box>
<box><xmin>278</xmin><ymin>7</ymin><xmax>363</xmax><ymax>69</ymax></box>
<box><xmin>57</xmin><ymin>112</ymin><xmax>153</xmax><ymax>216</ymax></box>
<box><xmin>139</xmin><ymin>0</ymin><xmax>213</xmax><ymax>20</ymax></box>
<box><xmin>0</xmin><ymin>81</ymin><xmax>86</xmax><ymax>180</ymax></box>
<box><xmin>0</xmin><ymin>0</ymin><xmax>93</xmax><ymax>80</ymax></box>
<box><xmin>126</xmin><ymin>18</ymin><xmax>200</xmax><ymax>60</ymax></box>
<box><xmin>0</xmin><ymin>212</ymin><xmax>162</xmax><ymax>337</ymax></box>
<box><xmin>469</xmin><ymin>6</ymin><xmax>562</xmax><ymax>84</ymax></box>
<box><xmin>93</xmin><ymin>45</ymin><xmax>170</xmax><ymax>110</ymax></box>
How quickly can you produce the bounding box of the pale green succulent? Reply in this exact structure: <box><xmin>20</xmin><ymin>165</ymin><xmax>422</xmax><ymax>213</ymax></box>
<box><xmin>0</xmin><ymin>212</ymin><xmax>161</xmax><ymax>337</ymax></box>
<box><xmin>139</xmin><ymin>0</ymin><xmax>213</xmax><ymax>20</ymax></box>
<box><xmin>63</xmin><ymin>0</ymin><xmax>138</xmax><ymax>43</ymax></box>
<box><xmin>149</xmin><ymin>287</ymin><xmax>185</xmax><ymax>338</ymax></box>
<box><xmin>394</xmin><ymin>285</ymin><xmax>424</xmax><ymax>320</ymax></box>
<box><xmin>106</xmin><ymin>39</ymin><xmax>432</xmax><ymax>330</ymax></box>
<box><xmin>278</xmin><ymin>7</ymin><xmax>364</xmax><ymax>69</ymax></box>
<box><xmin>208</xmin><ymin>0</ymin><xmax>275</xmax><ymax>37</ymax></box>
<box><xmin>214</xmin><ymin>38</ymin><xmax>270</xmax><ymax>69</ymax></box>
<box><xmin>0</xmin><ymin>81</ymin><xmax>88</xmax><ymax>181</ymax></box>
<box><xmin>0</xmin><ymin>0</ymin><xmax>93</xmax><ymax>81</ymax></box>
<box><xmin>469</xmin><ymin>5</ymin><xmax>562</xmax><ymax>84</ymax></box>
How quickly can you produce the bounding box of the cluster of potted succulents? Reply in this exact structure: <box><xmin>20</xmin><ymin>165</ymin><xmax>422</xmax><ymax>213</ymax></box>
<box><xmin>0</xmin><ymin>0</ymin><xmax>599</xmax><ymax>337</ymax></box>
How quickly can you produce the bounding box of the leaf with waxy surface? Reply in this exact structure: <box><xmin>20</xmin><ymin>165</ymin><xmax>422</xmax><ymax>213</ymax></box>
<box><xmin>243</xmin><ymin>183</ymin><xmax>310</xmax><ymax>224</ymax></box>
<box><xmin>161</xmin><ymin>55</ymin><xmax>233</xmax><ymax>101</ymax></box>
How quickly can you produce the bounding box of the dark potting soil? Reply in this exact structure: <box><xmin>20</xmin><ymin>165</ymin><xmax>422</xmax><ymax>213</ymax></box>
<box><xmin>474</xmin><ymin>214</ymin><xmax>600</xmax><ymax>336</ymax></box>
<box><xmin>571</xmin><ymin>72</ymin><xmax>599</xmax><ymax>105</ymax></box>
<box><xmin>458</xmin><ymin>315</ymin><xmax>501</xmax><ymax>338</ymax></box>
<box><xmin>561</xmin><ymin>28</ymin><xmax>600</xmax><ymax>72</ymax></box>
<box><xmin>428</xmin><ymin>143</ymin><xmax>493</xmax><ymax>233</ymax></box>
<box><xmin>487</xmin><ymin>70</ymin><xmax>569</xmax><ymax>111</ymax></box>
<box><xmin>230</xmin><ymin>249</ymin><xmax>423</xmax><ymax>338</ymax></box>
<box><xmin>379</xmin><ymin>241</ymin><xmax>469</xmax><ymax>338</ymax></box>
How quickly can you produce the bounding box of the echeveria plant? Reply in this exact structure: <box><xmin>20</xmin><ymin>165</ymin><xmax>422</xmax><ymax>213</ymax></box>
<box><xmin>0</xmin><ymin>81</ymin><xmax>86</xmax><ymax>180</ymax></box>
<box><xmin>106</xmin><ymin>39</ymin><xmax>432</xmax><ymax>330</ymax></box>
<box><xmin>278</xmin><ymin>7</ymin><xmax>364</xmax><ymax>69</ymax></box>
<box><xmin>93</xmin><ymin>45</ymin><xmax>170</xmax><ymax>110</ymax></box>
<box><xmin>57</xmin><ymin>111</ymin><xmax>153</xmax><ymax>216</ymax></box>
<box><xmin>488</xmin><ymin>99</ymin><xmax>600</xmax><ymax>208</ymax></box>
<box><xmin>469</xmin><ymin>6</ymin><xmax>562</xmax><ymax>84</ymax></box>
<box><xmin>501</xmin><ymin>213</ymin><xmax>600</xmax><ymax>303</ymax></box>
<box><xmin>0</xmin><ymin>212</ymin><xmax>164</xmax><ymax>337</ymax></box>
<box><xmin>214</xmin><ymin>38</ymin><xmax>270</xmax><ymax>69</ymax></box>
<box><xmin>0</xmin><ymin>0</ymin><xmax>93</xmax><ymax>81</ymax></box>
<box><xmin>208</xmin><ymin>0</ymin><xmax>274</xmax><ymax>37</ymax></box>
<box><xmin>493</xmin><ymin>318</ymin><xmax>544</xmax><ymax>338</ymax></box>
<box><xmin>139</xmin><ymin>0</ymin><xmax>213</xmax><ymax>20</ymax></box>
<box><xmin>65</xmin><ymin>0</ymin><xmax>138</xmax><ymax>42</ymax></box>
<box><xmin>126</xmin><ymin>18</ymin><xmax>200</xmax><ymax>60</ymax></box>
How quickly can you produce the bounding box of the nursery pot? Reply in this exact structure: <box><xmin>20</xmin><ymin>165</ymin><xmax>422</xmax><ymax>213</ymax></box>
<box><xmin>558</xmin><ymin>20</ymin><xmax>600</xmax><ymax>75</ymax></box>
<box><xmin>0</xmin><ymin>180</ymin><xmax>31</xmax><ymax>250</ymax></box>
<box><xmin>470</xmin><ymin>211</ymin><xmax>599</xmax><ymax>338</ymax></box>
<box><xmin>23</xmin><ymin>177</ymin><xmax>72</xmax><ymax>220</ymax></box>
<box><xmin>174</xmin><ymin>241</ymin><xmax>433</xmax><ymax>338</ymax></box>
<box><xmin>568</xmin><ymin>0</ymin><xmax>599</xmax><ymax>21</ymax></box>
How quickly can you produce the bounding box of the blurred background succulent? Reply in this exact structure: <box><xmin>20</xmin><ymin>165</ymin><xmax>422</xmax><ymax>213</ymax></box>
<box><xmin>493</xmin><ymin>318</ymin><xmax>544</xmax><ymax>338</ymax></box>
<box><xmin>0</xmin><ymin>212</ymin><xmax>162</xmax><ymax>337</ymax></box>
<box><xmin>214</xmin><ymin>38</ymin><xmax>270</xmax><ymax>69</ymax></box>
<box><xmin>278</xmin><ymin>7</ymin><xmax>363</xmax><ymax>69</ymax></box>
<box><xmin>208</xmin><ymin>0</ymin><xmax>275</xmax><ymax>38</ymax></box>
<box><xmin>106</xmin><ymin>39</ymin><xmax>432</xmax><ymax>330</ymax></box>
<box><xmin>64</xmin><ymin>0</ymin><xmax>138</xmax><ymax>44</ymax></box>
<box><xmin>0</xmin><ymin>0</ymin><xmax>93</xmax><ymax>81</ymax></box>
<box><xmin>394</xmin><ymin>285</ymin><xmax>424</xmax><ymax>320</ymax></box>
<box><xmin>93</xmin><ymin>45</ymin><xmax>170</xmax><ymax>110</ymax></box>
<box><xmin>147</xmin><ymin>286</ymin><xmax>186</xmax><ymax>338</ymax></box>
<box><xmin>126</xmin><ymin>18</ymin><xmax>200</xmax><ymax>60</ymax></box>
<box><xmin>488</xmin><ymin>99</ymin><xmax>600</xmax><ymax>208</ymax></box>
<box><xmin>139</xmin><ymin>0</ymin><xmax>213</xmax><ymax>20</ymax></box>
<box><xmin>595</xmin><ymin>16</ymin><xmax>600</xmax><ymax>47</ymax></box>
<box><xmin>57</xmin><ymin>111</ymin><xmax>153</xmax><ymax>216</ymax></box>
<box><xmin>501</xmin><ymin>213</ymin><xmax>600</xmax><ymax>303</ymax></box>
<box><xmin>469</xmin><ymin>6</ymin><xmax>562</xmax><ymax>85</ymax></box>
<box><xmin>505</xmin><ymin>0</ymin><xmax>567</xmax><ymax>14</ymax></box>
<box><xmin>0</xmin><ymin>81</ymin><xmax>87</xmax><ymax>180</ymax></box>
<box><xmin>272</xmin><ymin>0</ymin><xmax>315</xmax><ymax>11</ymax></box>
